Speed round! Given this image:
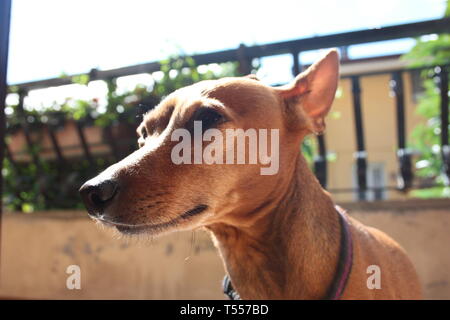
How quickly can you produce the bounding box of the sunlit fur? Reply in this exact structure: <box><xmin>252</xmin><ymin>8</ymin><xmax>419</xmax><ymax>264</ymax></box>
<box><xmin>84</xmin><ymin>50</ymin><xmax>422</xmax><ymax>299</ymax></box>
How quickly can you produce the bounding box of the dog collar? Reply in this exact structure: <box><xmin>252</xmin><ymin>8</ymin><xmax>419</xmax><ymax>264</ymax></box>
<box><xmin>222</xmin><ymin>205</ymin><xmax>353</xmax><ymax>300</ymax></box>
<box><xmin>326</xmin><ymin>205</ymin><xmax>354</xmax><ymax>300</ymax></box>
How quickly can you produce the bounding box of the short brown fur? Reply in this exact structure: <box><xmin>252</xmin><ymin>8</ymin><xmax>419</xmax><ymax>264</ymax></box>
<box><xmin>81</xmin><ymin>49</ymin><xmax>422</xmax><ymax>299</ymax></box>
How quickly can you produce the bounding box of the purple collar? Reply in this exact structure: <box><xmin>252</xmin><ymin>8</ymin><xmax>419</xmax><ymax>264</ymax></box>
<box><xmin>325</xmin><ymin>205</ymin><xmax>354</xmax><ymax>300</ymax></box>
<box><xmin>223</xmin><ymin>205</ymin><xmax>354</xmax><ymax>300</ymax></box>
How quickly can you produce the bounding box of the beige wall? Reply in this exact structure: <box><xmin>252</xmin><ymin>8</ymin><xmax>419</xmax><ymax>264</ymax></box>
<box><xmin>326</xmin><ymin>71</ymin><xmax>423</xmax><ymax>202</ymax></box>
<box><xmin>1</xmin><ymin>199</ymin><xmax>449</xmax><ymax>300</ymax></box>
<box><xmin>346</xmin><ymin>199</ymin><xmax>450</xmax><ymax>299</ymax></box>
<box><xmin>0</xmin><ymin>211</ymin><xmax>225</xmax><ymax>300</ymax></box>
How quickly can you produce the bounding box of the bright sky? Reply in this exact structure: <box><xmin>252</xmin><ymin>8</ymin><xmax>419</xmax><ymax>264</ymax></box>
<box><xmin>7</xmin><ymin>0</ymin><xmax>447</xmax><ymax>86</ymax></box>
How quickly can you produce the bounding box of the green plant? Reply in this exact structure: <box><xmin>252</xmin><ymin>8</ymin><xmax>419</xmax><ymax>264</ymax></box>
<box><xmin>401</xmin><ymin>1</ymin><xmax>450</xmax><ymax>198</ymax></box>
<box><xmin>3</xmin><ymin>56</ymin><xmax>246</xmax><ymax>212</ymax></box>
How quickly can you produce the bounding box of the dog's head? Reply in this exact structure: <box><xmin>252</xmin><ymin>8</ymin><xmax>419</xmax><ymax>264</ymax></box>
<box><xmin>79</xmin><ymin>50</ymin><xmax>339</xmax><ymax>236</ymax></box>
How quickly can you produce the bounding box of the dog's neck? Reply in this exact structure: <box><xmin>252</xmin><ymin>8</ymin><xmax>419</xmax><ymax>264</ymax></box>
<box><xmin>207</xmin><ymin>154</ymin><xmax>341</xmax><ymax>299</ymax></box>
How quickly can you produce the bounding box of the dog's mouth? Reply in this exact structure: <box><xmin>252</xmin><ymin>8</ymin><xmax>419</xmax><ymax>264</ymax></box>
<box><xmin>95</xmin><ymin>204</ymin><xmax>208</xmax><ymax>235</ymax></box>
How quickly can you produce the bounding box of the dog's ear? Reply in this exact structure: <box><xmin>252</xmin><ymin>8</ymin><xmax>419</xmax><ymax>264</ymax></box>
<box><xmin>275</xmin><ymin>49</ymin><xmax>339</xmax><ymax>134</ymax></box>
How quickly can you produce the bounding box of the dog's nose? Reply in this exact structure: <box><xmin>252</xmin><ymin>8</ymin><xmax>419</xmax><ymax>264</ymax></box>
<box><xmin>79</xmin><ymin>179</ymin><xmax>118</xmax><ymax>216</ymax></box>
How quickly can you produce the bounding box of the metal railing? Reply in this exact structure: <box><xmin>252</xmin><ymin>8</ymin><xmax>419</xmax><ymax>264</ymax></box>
<box><xmin>1</xmin><ymin>17</ymin><xmax>450</xmax><ymax>208</ymax></box>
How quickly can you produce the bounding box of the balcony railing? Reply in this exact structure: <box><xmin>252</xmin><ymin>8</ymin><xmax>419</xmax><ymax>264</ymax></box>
<box><xmin>1</xmin><ymin>15</ymin><xmax>449</xmax><ymax>209</ymax></box>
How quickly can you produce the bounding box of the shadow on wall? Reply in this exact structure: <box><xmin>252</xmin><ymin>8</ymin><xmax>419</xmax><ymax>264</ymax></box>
<box><xmin>0</xmin><ymin>198</ymin><xmax>449</xmax><ymax>299</ymax></box>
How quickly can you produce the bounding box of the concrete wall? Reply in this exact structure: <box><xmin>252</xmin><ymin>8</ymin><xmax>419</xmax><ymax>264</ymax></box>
<box><xmin>0</xmin><ymin>199</ymin><xmax>449</xmax><ymax>300</ymax></box>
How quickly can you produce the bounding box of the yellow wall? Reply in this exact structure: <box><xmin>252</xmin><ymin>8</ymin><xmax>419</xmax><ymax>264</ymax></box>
<box><xmin>0</xmin><ymin>199</ymin><xmax>449</xmax><ymax>300</ymax></box>
<box><xmin>327</xmin><ymin>71</ymin><xmax>423</xmax><ymax>202</ymax></box>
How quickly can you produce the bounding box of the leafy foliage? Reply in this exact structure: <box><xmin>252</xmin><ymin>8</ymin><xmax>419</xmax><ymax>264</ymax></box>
<box><xmin>4</xmin><ymin>56</ymin><xmax>245</xmax><ymax>212</ymax></box>
<box><xmin>401</xmin><ymin>1</ymin><xmax>450</xmax><ymax>197</ymax></box>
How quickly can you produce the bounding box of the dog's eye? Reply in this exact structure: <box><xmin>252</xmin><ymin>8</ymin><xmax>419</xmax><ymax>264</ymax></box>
<box><xmin>141</xmin><ymin>127</ymin><xmax>148</xmax><ymax>139</ymax></box>
<box><xmin>193</xmin><ymin>108</ymin><xmax>226</xmax><ymax>130</ymax></box>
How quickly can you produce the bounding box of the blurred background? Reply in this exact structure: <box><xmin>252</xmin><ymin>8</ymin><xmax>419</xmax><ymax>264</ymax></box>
<box><xmin>0</xmin><ymin>0</ymin><xmax>449</xmax><ymax>299</ymax></box>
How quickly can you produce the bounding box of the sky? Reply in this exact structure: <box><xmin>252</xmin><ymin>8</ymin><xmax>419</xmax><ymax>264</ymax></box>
<box><xmin>7</xmin><ymin>0</ymin><xmax>447</xmax><ymax>85</ymax></box>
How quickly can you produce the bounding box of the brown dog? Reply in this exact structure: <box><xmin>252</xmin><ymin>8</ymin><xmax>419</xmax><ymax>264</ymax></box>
<box><xmin>80</xmin><ymin>49</ymin><xmax>422</xmax><ymax>299</ymax></box>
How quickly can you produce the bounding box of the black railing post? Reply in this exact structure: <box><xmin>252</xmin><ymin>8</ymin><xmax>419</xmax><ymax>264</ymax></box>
<box><xmin>236</xmin><ymin>44</ymin><xmax>252</xmax><ymax>75</ymax></box>
<box><xmin>16</xmin><ymin>90</ymin><xmax>40</xmax><ymax>167</ymax></box>
<box><xmin>75</xmin><ymin>121</ymin><xmax>95</xmax><ymax>167</ymax></box>
<box><xmin>0</xmin><ymin>0</ymin><xmax>12</xmax><ymax>282</ymax></box>
<box><xmin>314</xmin><ymin>135</ymin><xmax>328</xmax><ymax>188</ymax></box>
<box><xmin>391</xmin><ymin>71</ymin><xmax>413</xmax><ymax>190</ymax></box>
<box><xmin>351</xmin><ymin>76</ymin><xmax>368</xmax><ymax>200</ymax></box>
<box><xmin>438</xmin><ymin>66</ymin><xmax>450</xmax><ymax>185</ymax></box>
<box><xmin>291</xmin><ymin>50</ymin><xmax>301</xmax><ymax>76</ymax></box>
<box><xmin>47</xmin><ymin>125</ymin><xmax>66</xmax><ymax>167</ymax></box>
<box><xmin>104</xmin><ymin>125</ymin><xmax>121</xmax><ymax>161</ymax></box>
